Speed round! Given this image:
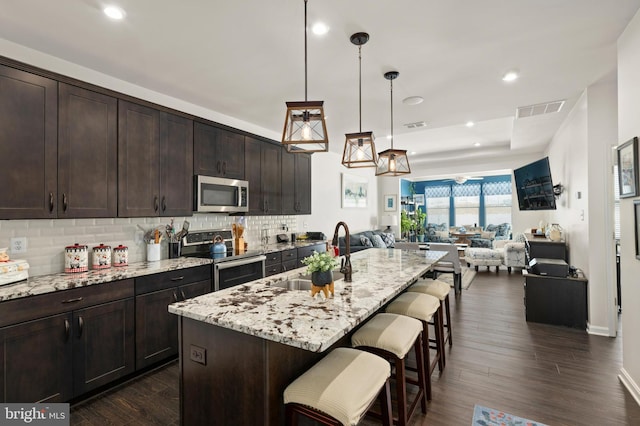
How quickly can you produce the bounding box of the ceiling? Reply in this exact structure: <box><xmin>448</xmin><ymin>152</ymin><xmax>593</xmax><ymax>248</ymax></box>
<box><xmin>2</xmin><ymin>0</ymin><xmax>639</xmax><ymax>177</ymax></box>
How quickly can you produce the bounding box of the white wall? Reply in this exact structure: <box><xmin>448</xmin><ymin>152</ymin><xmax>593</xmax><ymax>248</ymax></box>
<box><xmin>298</xmin><ymin>152</ymin><xmax>379</xmax><ymax>239</ymax></box>
<box><xmin>618</xmin><ymin>8</ymin><xmax>640</xmax><ymax>404</ymax></box>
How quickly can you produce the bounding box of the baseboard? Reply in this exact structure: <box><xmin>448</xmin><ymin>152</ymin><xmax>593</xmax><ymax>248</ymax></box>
<box><xmin>586</xmin><ymin>323</ymin><xmax>611</xmax><ymax>336</ymax></box>
<box><xmin>619</xmin><ymin>368</ymin><xmax>640</xmax><ymax>407</ymax></box>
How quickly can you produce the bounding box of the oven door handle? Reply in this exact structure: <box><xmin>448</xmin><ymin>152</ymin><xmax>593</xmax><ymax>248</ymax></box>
<box><xmin>215</xmin><ymin>255</ymin><xmax>266</xmax><ymax>270</ymax></box>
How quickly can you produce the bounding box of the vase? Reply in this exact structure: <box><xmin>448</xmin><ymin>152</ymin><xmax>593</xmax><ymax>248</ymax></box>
<box><xmin>548</xmin><ymin>223</ymin><xmax>563</xmax><ymax>242</ymax></box>
<box><xmin>417</xmin><ymin>234</ymin><xmax>425</xmax><ymax>242</ymax></box>
<box><xmin>311</xmin><ymin>270</ymin><xmax>333</xmax><ymax>286</ymax></box>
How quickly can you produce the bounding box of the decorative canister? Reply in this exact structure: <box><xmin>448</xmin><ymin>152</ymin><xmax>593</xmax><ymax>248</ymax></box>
<box><xmin>92</xmin><ymin>243</ymin><xmax>112</xmax><ymax>270</ymax></box>
<box><xmin>548</xmin><ymin>224</ymin><xmax>563</xmax><ymax>242</ymax></box>
<box><xmin>65</xmin><ymin>243</ymin><xmax>89</xmax><ymax>273</ymax></box>
<box><xmin>113</xmin><ymin>245</ymin><xmax>129</xmax><ymax>267</ymax></box>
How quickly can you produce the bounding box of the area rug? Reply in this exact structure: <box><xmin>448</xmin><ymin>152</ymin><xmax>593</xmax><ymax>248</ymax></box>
<box><xmin>433</xmin><ymin>266</ymin><xmax>476</xmax><ymax>290</ymax></box>
<box><xmin>472</xmin><ymin>404</ymin><xmax>548</xmax><ymax>426</ymax></box>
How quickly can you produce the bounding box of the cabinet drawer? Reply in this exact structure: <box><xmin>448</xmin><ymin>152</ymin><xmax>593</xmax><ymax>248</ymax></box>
<box><xmin>0</xmin><ymin>279</ymin><xmax>134</xmax><ymax>328</ymax></box>
<box><xmin>265</xmin><ymin>252</ymin><xmax>282</xmax><ymax>266</ymax></box>
<box><xmin>265</xmin><ymin>264</ymin><xmax>282</xmax><ymax>277</ymax></box>
<box><xmin>281</xmin><ymin>249</ymin><xmax>297</xmax><ymax>262</ymax></box>
<box><xmin>297</xmin><ymin>244</ymin><xmax>326</xmax><ymax>260</ymax></box>
<box><xmin>135</xmin><ymin>265</ymin><xmax>212</xmax><ymax>295</ymax></box>
<box><xmin>282</xmin><ymin>259</ymin><xmax>300</xmax><ymax>272</ymax></box>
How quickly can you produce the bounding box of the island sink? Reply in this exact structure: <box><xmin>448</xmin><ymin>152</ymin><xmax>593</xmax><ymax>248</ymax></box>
<box><xmin>271</xmin><ymin>271</ymin><xmax>347</xmax><ymax>291</ymax></box>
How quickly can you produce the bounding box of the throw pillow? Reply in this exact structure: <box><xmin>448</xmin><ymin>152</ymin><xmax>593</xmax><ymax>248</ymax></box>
<box><xmin>359</xmin><ymin>235</ymin><xmax>373</xmax><ymax>247</ymax></box>
<box><xmin>481</xmin><ymin>231</ymin><xmax>496</xmax><ymax>239</ymax></box>
<box><xmin>381</xmin><ymin>232</ymin><xmax>395</xmax><ymax>247</ymax></box>
<box><xmin>435</xmin><ymin>230</ymin><xmax>449</xmax><ymax>239</ymax></box>
<box><xmin>371</xmin><ymin>234</ymin><xmax>386</xmax><ymax>248</ymax></box>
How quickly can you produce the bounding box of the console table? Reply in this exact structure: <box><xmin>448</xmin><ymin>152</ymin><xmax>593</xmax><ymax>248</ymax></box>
<box><xmin>523</xmin><ymin>270</ymin><xmax>588</xmax><ymax>329</ymax></box>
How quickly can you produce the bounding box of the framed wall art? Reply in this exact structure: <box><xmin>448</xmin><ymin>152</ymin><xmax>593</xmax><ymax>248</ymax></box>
<box><xmin>635</xmin><ymin>200</ymin><xmax>640</xmax><ymax>259</ymax></box>
<box><xmin>617</xmin><ymin>136</ymin><xmax>639</xmax><ymax>198</ymax></box>
<box><xmin>384</xmin><ymin>194</ymin><xmax>396</xmax><ymax>211</ymax></box>
<box><xmin>342</xmin><ymin>173</ymin><xmax>368</xmax><ymax>208</ymax></box>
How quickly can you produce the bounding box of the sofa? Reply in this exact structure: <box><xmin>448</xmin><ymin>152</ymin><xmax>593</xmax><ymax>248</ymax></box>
<box><xmin>424</xmin><ymin>223</ymin><xmax>457</xmax><ymax>243</ymax></box>
<box><xmin>469</xmin><ymin>223</ymin><xmax>512</xmax><ymax>248</ymax></box>
<box><xmin>337</xmin><ymin>229</ymin><xmax>395</xmax><ymax>255</ymax></box>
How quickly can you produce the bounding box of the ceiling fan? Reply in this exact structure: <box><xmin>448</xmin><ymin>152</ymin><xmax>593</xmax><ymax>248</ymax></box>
<box><xmin>444</xmin><ymin>176</ymin><xmax>484</xmax><ymax>184</ymax></box>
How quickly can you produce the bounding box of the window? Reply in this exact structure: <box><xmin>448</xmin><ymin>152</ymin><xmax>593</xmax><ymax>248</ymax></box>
<box><xmin>484</xmin><ymin>180</ymin><xmax>513</xmax><ymax>226</ymax></box>
<box><xmin>453</xmin><ymin>183</ymin><xmax>480</xmax><ymax>226</ymax></box>
<box><xmin>425</xmin><ymin>185</ymin><xmax>450</xmax><ymax>226</ymax></box>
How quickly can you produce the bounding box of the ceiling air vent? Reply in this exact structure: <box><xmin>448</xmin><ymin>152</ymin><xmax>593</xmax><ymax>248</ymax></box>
<box><xmin>516</xmin><ymin>100</ymin><xmax>565</xmax><ymax>119</ymax></box>
<box><xmin>403</xmin><ymin>121</ymin><xmax>427</xmax><ymax>129</ymax></box>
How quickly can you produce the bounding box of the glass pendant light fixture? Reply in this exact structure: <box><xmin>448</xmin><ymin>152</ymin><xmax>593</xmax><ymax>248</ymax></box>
<box><xmin>342</xmin><ymin>32</ymin><xmax>377</xmax><ymax>168</ymax></box>
<box><xmin>376</xmin><ymin>71</ymin><xmax>411</xmax><ymax>176</ymax></box>
<box><xmin>282</xmin><ymin>0</ymin><xmax>329</xmax><ymax>153</ymax></box>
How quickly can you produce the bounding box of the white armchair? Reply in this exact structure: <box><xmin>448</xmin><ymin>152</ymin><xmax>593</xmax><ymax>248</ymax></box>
<box><xmin>493</xmin><ymin>238</ymin><xmax>526</xmax><ymax>273</ymax></box>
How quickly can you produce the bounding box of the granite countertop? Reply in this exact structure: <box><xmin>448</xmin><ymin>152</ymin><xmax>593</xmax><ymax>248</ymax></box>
<box><xmin>169</xmin><ymin>248</ymin><xmax>446</xmax><ymax>353</ymax></box>
<box><xmin>0</xmin><ymin>257</ymin><xmax>213</xmax><ymax>302</ymax></box>
<box><xmin>262</xmin><ymin>239</ymin><xmax>326</xmax><ymax>253</ymax></box>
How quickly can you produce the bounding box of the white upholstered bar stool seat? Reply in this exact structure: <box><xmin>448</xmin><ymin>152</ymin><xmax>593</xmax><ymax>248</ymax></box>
<box><xmin>284</xmin><ymin>347</ymin><xmax>393</xmax><ymax>426</ymax></box>
<box><xmin>408</xmin><ymin>279</ymin><xmax>453</xmax><ymax>347</ymax></box>
<box><xmin>385</xmin><ymin>292</ymin><xmax>444</xmax><ymax>398</ymax></box>
<box><xmin>352</xmin><ymin>313</ymin><xmax>428</xmax><ymax>426</ymax></box>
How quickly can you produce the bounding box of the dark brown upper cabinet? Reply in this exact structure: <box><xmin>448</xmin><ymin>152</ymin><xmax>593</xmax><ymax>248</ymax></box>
<box><xmin>281</xmin><ymin>150</ymin><xmax>312</xmax><ymax>215</ymax></box>
<box><xmin>58</xmin><ymin>84</ymin><xmax>118</xmax><ymax>218</ymax></box>
<box><xmin>118</xmin><ymin>100</ymin><xmax>193</xmax><ymax>217</ymax></box>
<box><xmin>0</xmin><ymin>64</ymin><xmax>57</xmax><ymax>219</ymax></box>
<box><xmin>194</xmin><ymin>122</ymin><xmax>245</xmax><ymax>180</ymax></box>
<box><xmin>245</xmin><ymin>137</ymin><xmax>281</xmax><ymax>215</ymax></box>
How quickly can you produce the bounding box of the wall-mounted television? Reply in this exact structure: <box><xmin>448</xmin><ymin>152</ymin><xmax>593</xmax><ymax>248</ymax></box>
<box><xmin>513</xmin><ymin>157</ymin><xmax>557</xmax><ymax>210</ymax></box>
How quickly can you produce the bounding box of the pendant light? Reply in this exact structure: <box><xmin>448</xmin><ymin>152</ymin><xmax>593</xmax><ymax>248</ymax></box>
<box><xmin>376</xmin><ymin>71</ymin><xmax>411</xmax><ymax>176</ymax></box>
<box><xmin>282</xmin><ymin>0</ymin><xmax>329</xmax><ymax>153</ymax></box>
<box><xmin>342</xmin><ymin>32</ymin><xmax>377</xmax><ymax>168</ymax></box>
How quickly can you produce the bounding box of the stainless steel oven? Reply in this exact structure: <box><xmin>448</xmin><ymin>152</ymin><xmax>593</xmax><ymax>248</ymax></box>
<box><xmin>182</xmin><ymin>229</ymin><xmax>265</xmax><ymax>291</ymax></box>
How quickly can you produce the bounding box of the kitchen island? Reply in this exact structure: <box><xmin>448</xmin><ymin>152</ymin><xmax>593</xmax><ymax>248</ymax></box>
<box><xmin>169</xmin><ymin>248</ymin><xmax>446</xmax><ymax>425</ymax></box>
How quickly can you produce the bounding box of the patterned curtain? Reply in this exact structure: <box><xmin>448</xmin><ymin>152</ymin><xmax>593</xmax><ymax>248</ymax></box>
<box><xmin>425</xmin><ymin>185</ymin><xmax>451</xmax><ymax>198</ymax></box>
<box><xmin>483</xmin><ymin>180</ymin><xmax>512</xmax><ymax>195</ymax></box>
<box><xmin>452</xmin><ymin>183</ymin><xmax>481</xmax><ymax>197</ymax></box>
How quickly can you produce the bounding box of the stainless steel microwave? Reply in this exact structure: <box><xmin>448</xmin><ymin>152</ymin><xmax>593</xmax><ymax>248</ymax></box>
<box><xmin>194</xmin><ymin>176</ymin><xmax>249</xmax><ymax>213</ymax></box>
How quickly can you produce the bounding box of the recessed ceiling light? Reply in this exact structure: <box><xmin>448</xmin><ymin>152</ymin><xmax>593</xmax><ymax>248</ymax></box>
<box><xmin>410</xmin><ymin>151</ymin><xmax>417</xmax><ymax>155</ymax></box>
<box><xmin>403</xmin><ymin>96</ymin><xmax>424</xmax><ymax>106</ymax></box>
<box><xmin>474</xmin><ymin>142</ymin><xmax>481</xmax><ymax>147</ymax></box>
<box><xmin>386</xmin><ymin>135</ymin><xmax>392</xmax><ymax>140</ymax></box>
<box><xmin>312</xmin><ymin>22</ymin><xmax>329</xmax><ymax>35</ymax></box>
<box><xmin>466</xmin><ymin>121</ymin><xmax>475</xmax><ymax>127</ymax></box>
<box><xmin>502</xmin><ymin>71</ymin><xmax>519</xmax><ymax>82</ymax></box>
<box><xmin>104</xmin><ymin>5</ymin><xmax>125</xmax><ymax>20</ymax></box>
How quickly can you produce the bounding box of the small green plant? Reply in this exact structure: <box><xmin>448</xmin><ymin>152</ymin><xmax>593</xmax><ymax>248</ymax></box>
<box><xmin>415</xmin><ymin>208</ymin><xmax>427</xmax><ymax>235</ymax></box>
<box><xmin>301</xmin><ymin>251</ymin><xmax>339</xmax><ymax>274</ymax></box>
<box><xmin>401</xmin><ymin>209</ymin><xmax>413</xmax><ymax>237</ymax></box>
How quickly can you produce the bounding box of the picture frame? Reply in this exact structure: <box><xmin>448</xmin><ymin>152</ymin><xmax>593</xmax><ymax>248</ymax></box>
<box><xmin>384</xmin><ymin>194</ymin><xmax>396</xmax><ymax>211</ymax></box>
<box><xmin>635</xmin><ymin>200</ymin><xmax>640</xmax><ymax>260</ymax></box>
<box><xmin>413</xmin><ymin>194</ymin><xmax>425</xmax><ymax>206</ymax></box>
<box><xmin>617</xmin><ymin>136</ymin><xmax>639</xmax><ymax>198</ymax></box>
<box><xmin>341</xmin><ymin>173</ymin><xmax>368</xmax><ymax>208</ymax></box>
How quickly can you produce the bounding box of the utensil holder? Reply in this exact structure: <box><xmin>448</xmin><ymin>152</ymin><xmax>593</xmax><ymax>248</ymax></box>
<box><xmin>147</xmin><ymin>243</ymin><xmax>161</xmax><ymax>262</ymax></box>
<box><xmin>168</xmin><ymin>242</ymin><xmax>181</xmax><ymax>259</ymax></box>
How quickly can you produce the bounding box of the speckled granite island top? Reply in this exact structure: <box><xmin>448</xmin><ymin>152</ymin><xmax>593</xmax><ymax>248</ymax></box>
<box><xmin>0</xmin><ymin>257</ymin><xmax>213</xmax><ymax>302</ymax></box>
<box><xmin>169</xmin><ymin>248</ymin><xmax>446</xmax><ymax>352</ymax></box>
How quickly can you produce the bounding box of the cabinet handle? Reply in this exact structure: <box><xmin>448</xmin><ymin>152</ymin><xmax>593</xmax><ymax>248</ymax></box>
<box><xmin>49</xmin><ymin>192</ymin><xmax>54</xmax><ymax>213</ymax></box>
<box><xmin>78</xmin><ymin>316</ymin><xmax>84</xmax><ymax>338</ymax></box>
<box><xmin>170</xmin><ymin>276</ymin><xmax>185</xmax><ymax>281</ymax></box>
<box><xmin>265</xmin><ymin>199</ymin><xmax>269</xmax><ymax>213</ymax></box>
<box><xmin>222</xmin><ymin>161</ymin><xmax>226</xmax><ymax>175</ymax></box>
<box><xmin>161</xmin><ymin>196</ymin><xmax>167</xmax><ymax>212</ymax></box>
<box><xmin>154</xmin><ymin>196</ymin><xmax>159</xmax><ymax>212</ymax></box>
<box><xmin>217</xmin><ymin>161</ymin><xmax>221</xmax><ymax>174</ymax></box>
<box><xmin>62</xmin><ymin>193</ymin><xmax>68</xmax><ymax>212</ymax></box>
<box><xmin>64</xmin><ymin>319</ymin><xmax>70</xmax><ymax>342</ymax></box>
<box><xmin>62</xmin><ymin>297</ymin><xmax>83</xmax><ymax>304</ymax></box>
<box><xmin>173</xmin><ymin>291</ymin><xmax>179</xmax><ymax>302</ymax></box>
<box><xmin>180</xmin><ymin>290</ymin><xmax>187</xmax><ymax>301</ymax></box>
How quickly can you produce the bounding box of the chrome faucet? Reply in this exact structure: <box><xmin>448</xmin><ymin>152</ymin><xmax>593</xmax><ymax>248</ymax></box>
<box><xmin>331</xmin><ymin>221</ymin><xmax>352</xmax><ymax>282</ymax></box>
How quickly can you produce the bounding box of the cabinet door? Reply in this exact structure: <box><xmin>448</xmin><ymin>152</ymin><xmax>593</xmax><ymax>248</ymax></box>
<box><xmin>245</xmin><ymin>137</ymin><xmax>264</xmax><ymax>214</ymax></box>
<box><xmin>118</xmin><ymin>100</ymin><xmax>160</xmax><ymax>217</ymax></box>
<box><xmin>0</xmin><ymin>64</ymin><xmax>57</xmax><ymax>219</ymax></box>
<box><xmin>160</xmin><ymin>112</ymin><xmax>193</xmax><ymax>216</ymax></box>
<box><xmin>281</xmin><ymin>149</ymin><xmax>296</xmax><ymax>215</ymax></box>
<box><xmin>194</xmin><ymin>123</ymin><xmax>245</xmax><ymax>179</ymax></box>
<box><xmin>0</xmin><ymin>313</ymin><xmax>73</xmax><ymax>403</ymax></box>
<box><xmin>179</xmin><ymin>280</ymin><xmax>211</xmax><ymax>300</ymax></box>
<box><xmin>262</xmin><ymin>143</ymin><xmax>282</xmax><ymax>214</ymax></box>
<box><xmin>73</xmin><ymin>298</ymin><xmax>135</xmax><ymax>396</ymax></box>
<box><xmin>294</xmin><ymin>153</ymin><xmax>312</xmax><ymax>214</ymax></box>
<box><xmin>136</xmin><ymin>288</ymin><xmax>178</xmax><ymax>369</ymax></box>
<box><xmin>58</xmin><ymin>83</ymin><xmax>117</xmax><ymax>218</ymax></box>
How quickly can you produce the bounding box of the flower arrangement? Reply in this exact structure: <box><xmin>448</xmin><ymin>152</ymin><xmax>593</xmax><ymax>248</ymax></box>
<box><xmin>301</xmin><ymin>251</ymin><xmax>339</xmax><ymax>274</ymax></box>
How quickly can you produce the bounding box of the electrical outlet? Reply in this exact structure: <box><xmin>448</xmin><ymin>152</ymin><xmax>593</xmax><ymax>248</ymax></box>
<box><xmin>190</xmin><ymin>345</ymin><xmax>206</xmax><ymax>365</ymax></box>
<box><xmin>11</xmin><ymin>237</ymin><xmax>27</xmax><ymax>254</ymax></box>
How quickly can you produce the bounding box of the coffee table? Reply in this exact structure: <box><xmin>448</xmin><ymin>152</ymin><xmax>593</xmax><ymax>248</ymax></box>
<box><xmin>450</xmin><ymin>232</ymin><xmax>477</xmax><ymax>245</ymax></box>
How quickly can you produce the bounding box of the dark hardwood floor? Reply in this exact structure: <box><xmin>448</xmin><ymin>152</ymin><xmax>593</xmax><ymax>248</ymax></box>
<box><xmin>70</xmin><ymin>269</ymin><xmax>640</xmax><ymax>425</ymax></box>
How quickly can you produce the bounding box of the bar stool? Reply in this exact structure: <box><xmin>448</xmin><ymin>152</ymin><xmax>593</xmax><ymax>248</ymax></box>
<box><xmin>408</xmin><ymin>279</ymin><xmax>453</xmax><ymax>347</ymax></box>
<box><xmin>351</xmin><ymin>313</ymin><xmax>427</xmax><ymax>426</ymax></box>
<box><xmin>385</xmin><ymin>292</ymin><xmax>444</xmax><ymax>400</ymax></box>
<box><xmin>284</xmin><ymin>347</ymin><xmax>393</xmax><ymax>426</ymax></box>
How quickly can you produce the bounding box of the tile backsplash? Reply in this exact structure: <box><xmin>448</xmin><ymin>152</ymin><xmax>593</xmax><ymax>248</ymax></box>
<box><xmin>0</xmin><ymin>214</ymin><xmax>298</xmax><ymax>277</ymax></box>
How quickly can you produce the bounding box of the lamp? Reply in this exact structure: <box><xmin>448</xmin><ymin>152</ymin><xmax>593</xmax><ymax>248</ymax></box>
<box><xmin>282</xmin><ymin>0</ymin><xmax>329</xmax><ymax>153</ymax></box>
<box><xmin>342</xmin><ymin>32</ymin><xmax>377</xmax><ymax>168</ymax></box>
<box><xmin>380</xmin><ymin>215</ymin><xmax>398</xmax><ymax>233</ymax></box>
<box><xmin>376</xmin><ymin>71</ymin><xmax>411</xmax><ymax>176</ymax></box>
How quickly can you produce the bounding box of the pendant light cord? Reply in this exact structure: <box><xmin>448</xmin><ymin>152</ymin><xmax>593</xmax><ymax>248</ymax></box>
<box><xmin>358</xmin><ymin>45</ymin><xmax>362</xmax><ymax>132</ymax></box>
<box><xmin>304</xmin><ymin>0</ymin><xmax>308</xmax><ymax>102</ymax></box>
<box><xmin>390</xmin><ymin>78</ymin><xmax>394</xmax><ymax>149</ymax></box>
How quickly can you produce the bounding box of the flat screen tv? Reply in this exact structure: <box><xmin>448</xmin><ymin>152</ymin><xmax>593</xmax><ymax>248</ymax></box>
<box><xmin>513</xmin><ymin>157</ymin><xmax>557</xmax><ymax>210</ymax></box>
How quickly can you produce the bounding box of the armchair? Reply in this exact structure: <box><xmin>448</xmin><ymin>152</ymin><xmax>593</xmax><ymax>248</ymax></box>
<box><xmin>469</xmin><ymin>223</ymin><xmax>512</xmax><ymax>248</ymax></box>
<box><xmin>493</xmin><ymin>233</ymin><xmax>526</xmax><ymax>273</ymax></box>
<box><xmin>425</xmin><ymin>223</ymin><xmax>457</xmax><ymax>243</ymax></box>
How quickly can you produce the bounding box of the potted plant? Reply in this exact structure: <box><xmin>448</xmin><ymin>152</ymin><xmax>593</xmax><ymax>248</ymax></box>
<box><xmin>401</xmin><ymin>209</ymin><xmax>413</xmax><ymax>239</ymax></box>
<box><xmin>301</xmin><ymin>251</ymin><xmax>339</xmax><ymax>286</ymax></box>
<box><xmin>415</xmin><ymin>208</ymin><xmax>427</xmax><ymax>242</ymax></box>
